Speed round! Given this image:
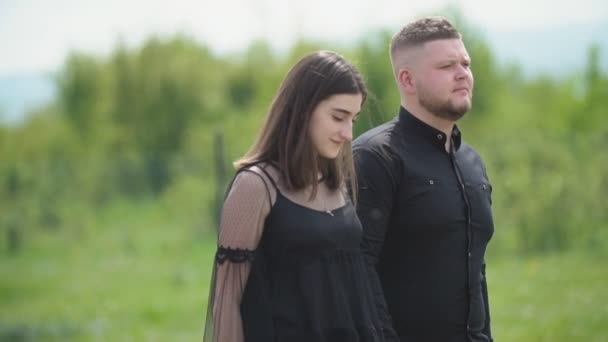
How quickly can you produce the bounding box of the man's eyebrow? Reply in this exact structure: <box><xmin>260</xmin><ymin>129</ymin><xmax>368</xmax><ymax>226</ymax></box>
<box><xmin>435</xmin><ymin>56</ymin><xmax>471</xmax><ymax>65</ymax></box>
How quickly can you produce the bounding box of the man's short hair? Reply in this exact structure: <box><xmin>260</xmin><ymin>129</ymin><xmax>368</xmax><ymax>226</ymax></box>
<box><xmin>390</xmin><ymin>16</ymin><xmax>461</xmax><ymax>68</ymax></box>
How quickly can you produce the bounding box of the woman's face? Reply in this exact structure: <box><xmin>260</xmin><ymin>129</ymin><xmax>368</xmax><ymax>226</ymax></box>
<box><xmin>308</xmin><ymin>93</ymin><xmax>362</xmax><ymax>159</ymax></box>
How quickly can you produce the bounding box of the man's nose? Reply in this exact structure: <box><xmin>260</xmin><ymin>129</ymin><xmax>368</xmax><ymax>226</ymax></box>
<box><xmin>456</xmin><ymin>65</ymin><xmax>471</xmax><ymax>80</ymax></box>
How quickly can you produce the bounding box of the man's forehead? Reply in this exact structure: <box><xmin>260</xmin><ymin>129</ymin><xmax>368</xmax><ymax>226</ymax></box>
<box><xmin>423</xmin><ymin>39</ymin><xmax>467</xmax><ymax>52</ymax></box>
<box><xmin>422</xmin><ymin>39</ymin><xmax>469</xmax><ymax>59</ymax></box>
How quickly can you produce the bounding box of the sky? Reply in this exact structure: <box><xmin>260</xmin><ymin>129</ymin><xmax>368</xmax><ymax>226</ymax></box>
<box><xmin>1</xmin><ymin>0</ymin><xmax>607</xmax><ymax>123</ymax></box>
<box><xmin>1</xmin><ymin>0</ymin><xmax>608</xmax><ymax>75</ymax></box>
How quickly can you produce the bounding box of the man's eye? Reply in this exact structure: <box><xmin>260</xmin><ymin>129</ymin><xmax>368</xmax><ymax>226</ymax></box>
<box><xmin>333</xmin><ymin>116</ymin><xmax>344</xmax><ymax>122</ymax></box>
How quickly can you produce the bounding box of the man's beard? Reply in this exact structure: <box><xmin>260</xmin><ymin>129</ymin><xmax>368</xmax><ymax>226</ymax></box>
<box><xmin>418</xmin><ymin>87</ymin><xmax>472</xmax><ymax>121</ymax></box>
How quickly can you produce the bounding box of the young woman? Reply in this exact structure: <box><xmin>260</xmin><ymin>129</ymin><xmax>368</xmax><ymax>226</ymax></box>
<box><xmin>203</xmin><ymin>51</ymin><xmax>389</xmax><ymax>341</ymax></box>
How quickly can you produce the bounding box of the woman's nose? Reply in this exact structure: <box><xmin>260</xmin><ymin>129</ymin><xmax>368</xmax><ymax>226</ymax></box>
<box><xmin>341</xmin><ymin>123</ymin><xmax>353</xmax><ymax>141</ymax></box>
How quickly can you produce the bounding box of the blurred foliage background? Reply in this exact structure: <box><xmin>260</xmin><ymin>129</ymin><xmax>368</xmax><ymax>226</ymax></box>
<box><xmin>1</xmin><ymin>12</ymin><xmax>607</xmax><ymax>342</ymax></box>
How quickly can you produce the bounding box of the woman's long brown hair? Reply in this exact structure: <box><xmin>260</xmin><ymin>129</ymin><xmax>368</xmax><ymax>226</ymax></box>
<box><xmin>234</xmin><ymin>50</ymin><xmax>367</xmax><ymax>203</ymax></box>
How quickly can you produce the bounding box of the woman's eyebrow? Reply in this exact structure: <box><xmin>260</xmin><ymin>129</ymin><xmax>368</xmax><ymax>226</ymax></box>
<box><xmin>331</xmin><ymin>108</ymin><xmax>353</xmax><ymax>115</ymax></box>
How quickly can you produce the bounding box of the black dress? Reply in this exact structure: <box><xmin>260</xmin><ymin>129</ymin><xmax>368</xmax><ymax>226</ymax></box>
<box><xmin>204</xmin><ymin>167</ymin><xmax>387</xmax><ymax>341</ymax></box>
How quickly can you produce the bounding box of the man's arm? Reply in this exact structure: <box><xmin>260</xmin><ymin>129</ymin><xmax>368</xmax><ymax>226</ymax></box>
<box><xmin>354</xmin><ymin>146</ymin><xmax>400</xmax><ymax>341</ymax></box>
<box><xmin>481</xmin><ymin>260</ymin><xmax>492</xmax><ymax>341</ymax></box>
<box><xmin>479</xmin><ymin>160</ymin><xmax>493</xmax><ymax>341</ymax></box>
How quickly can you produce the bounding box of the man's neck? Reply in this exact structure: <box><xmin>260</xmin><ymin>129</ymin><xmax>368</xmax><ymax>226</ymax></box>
<box><xmin>402</xmin><ymin>101</ymin><xmax>455</xmax><ymax>152</ymax></box>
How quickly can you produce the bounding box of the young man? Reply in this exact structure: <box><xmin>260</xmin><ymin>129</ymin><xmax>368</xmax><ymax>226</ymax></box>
<box><xmin>353</xmin><ymin>16</ymin><xmax>494</xmax><ymax>342</ymax></box>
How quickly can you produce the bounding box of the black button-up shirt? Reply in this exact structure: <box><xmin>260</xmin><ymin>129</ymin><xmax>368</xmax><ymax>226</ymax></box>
<box><xmin>353</xmin><ymin>107</ymin><xmax>494</xmax><ymax>342</ymax></box>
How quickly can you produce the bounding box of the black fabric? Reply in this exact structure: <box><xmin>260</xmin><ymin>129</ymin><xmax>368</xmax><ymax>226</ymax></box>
<box><xmin>353</xmin><ymin>107</ymin><xmax>494</xmax><ymax>342</ymax></box>
<box><xmin>241</xmin><ymin>190</ymin><xmax>385</xmax><ymax>341</ymax></box>
<box><xmin>205</xmin><ymin>165</ymin><xmax>388</xmax><ymax>341</ymax></box>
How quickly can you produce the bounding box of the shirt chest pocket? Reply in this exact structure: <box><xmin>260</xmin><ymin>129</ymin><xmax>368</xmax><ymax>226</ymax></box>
<box><xmin>468</xmin><ymin>181</ymin><xmax>494</xmax><ymax>236</ymax></box>
<box><xmin>403</xmin><ymin>178</ymin><xmax>438</xmax><ymax>202</ymax></box>
<box><xmin>397</xmin><ymin>178</ymin><xmax>464</xmax><ymax>228</ymax></box>
<box><xmin>469</xmin><ymin>181</ymin><xmax>492</xmax><ymax>202</ymax></box>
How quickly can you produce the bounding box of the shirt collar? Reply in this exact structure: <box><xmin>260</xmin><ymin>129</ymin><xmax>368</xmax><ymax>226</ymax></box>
<box><xmin>398</xmin><ymin>106</ymin><xmax>462</xmax><ymax>152</ymax></box>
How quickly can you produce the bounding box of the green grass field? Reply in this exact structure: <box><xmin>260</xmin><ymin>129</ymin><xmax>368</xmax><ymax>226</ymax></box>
<box><xmin>1</xmin><ymin>200</ymin><xmax>607</xmax><ymax>341</ymax></box>
<box><xmin>488</xmin><ymin>253</ymin><xmax>607</xmax><ymax>341</ymax></box>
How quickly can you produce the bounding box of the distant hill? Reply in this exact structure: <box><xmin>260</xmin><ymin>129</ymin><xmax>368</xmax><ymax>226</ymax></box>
<box><xmin>0</xmin><ymin>72</ymin><xmax>56</xmax><ymax>125</ymax></box>
<box><xmin>485</xmin><ymin>21</ymin><xmax>608</xmax><ymax>75</ymax></box>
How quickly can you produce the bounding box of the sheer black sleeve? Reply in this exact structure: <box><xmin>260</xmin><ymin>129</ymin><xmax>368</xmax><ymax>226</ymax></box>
<box><xmin>203</xmin><ymin>169</ymin><xmax>274</xmax><ymax>342</ymax></box>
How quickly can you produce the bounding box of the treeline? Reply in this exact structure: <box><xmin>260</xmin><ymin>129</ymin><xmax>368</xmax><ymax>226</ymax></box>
<box><xmin>1</xmin><ymin>21</ymin><xmax>607</xmax><ymax>256</ymax></box>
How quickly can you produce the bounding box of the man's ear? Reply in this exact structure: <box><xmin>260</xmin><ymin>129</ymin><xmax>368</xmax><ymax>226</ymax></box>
<box><xmin>398</xmin><ymin>68</ymin><xmax>415</xmax><ymax>95</ymax></box>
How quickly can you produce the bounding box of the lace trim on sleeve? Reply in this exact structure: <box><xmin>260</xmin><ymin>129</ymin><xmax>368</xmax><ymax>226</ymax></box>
<box><xmin>216</xmin><ymin>246</ymin><xmax>256</xmax><ymax>264</ymax></box>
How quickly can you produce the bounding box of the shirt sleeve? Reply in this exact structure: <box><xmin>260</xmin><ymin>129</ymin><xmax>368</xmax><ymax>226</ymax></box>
<box><xmin>481</xmin><ymin>260</ymin><xmax>492</xmax><ymax>341</ymax></box>
<box><xmin>203</xmin><ymin>169</ymin><xmax>273</xmax><ymax>342</ymax></box>
<box><xmin>354</xmin><ymin>146</ymin><xmax>400</xmax><ymax>341</ymax></box>
<box><xmin>480</xmin><ymin>161</ymin><xmax>493</xmax><ymax>341</ymax></box>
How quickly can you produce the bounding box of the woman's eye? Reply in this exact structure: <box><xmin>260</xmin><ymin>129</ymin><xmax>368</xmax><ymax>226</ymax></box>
<box><xmin>332</xmin><ymin>116</ymin><xmax>344</xmax><ymax>122</ymax></box>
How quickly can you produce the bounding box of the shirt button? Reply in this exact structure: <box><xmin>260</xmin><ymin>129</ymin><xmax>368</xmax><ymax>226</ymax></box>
<box><xmin>429</xmin><ymin>180</ymin><xmax>434</xmax><ymax>185</ymax></box>
<box><xmin>482</xmin><ymin>184</ymin><xmax>487</xmax><ymax>190</ymax></box>
<box><xmin>468</xmin><ymin>252</ymin><xmax>472</xmax><ymax>258</ymax></box>
<box><xmin>437</xmin><ymin>134</ymin><xmax>443</xmax><ymax>140</ymax></box>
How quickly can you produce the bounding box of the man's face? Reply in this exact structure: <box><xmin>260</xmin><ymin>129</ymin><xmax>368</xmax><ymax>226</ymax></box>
<box><xmin>412</xmin><ymin>38</ymin><xmax>474</xmax><ymax>121</ymax></box>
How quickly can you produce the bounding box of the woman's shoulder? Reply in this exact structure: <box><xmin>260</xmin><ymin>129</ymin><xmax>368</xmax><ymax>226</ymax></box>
<box><xmin>240</xmin><ymin>162</ymin><xmax>281</xmax><ymax>187</ymax></box>
<box><xmin>230</xmin><ymin>162</ymin><xmax>281</xmax><ymax>204</ymax></box>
